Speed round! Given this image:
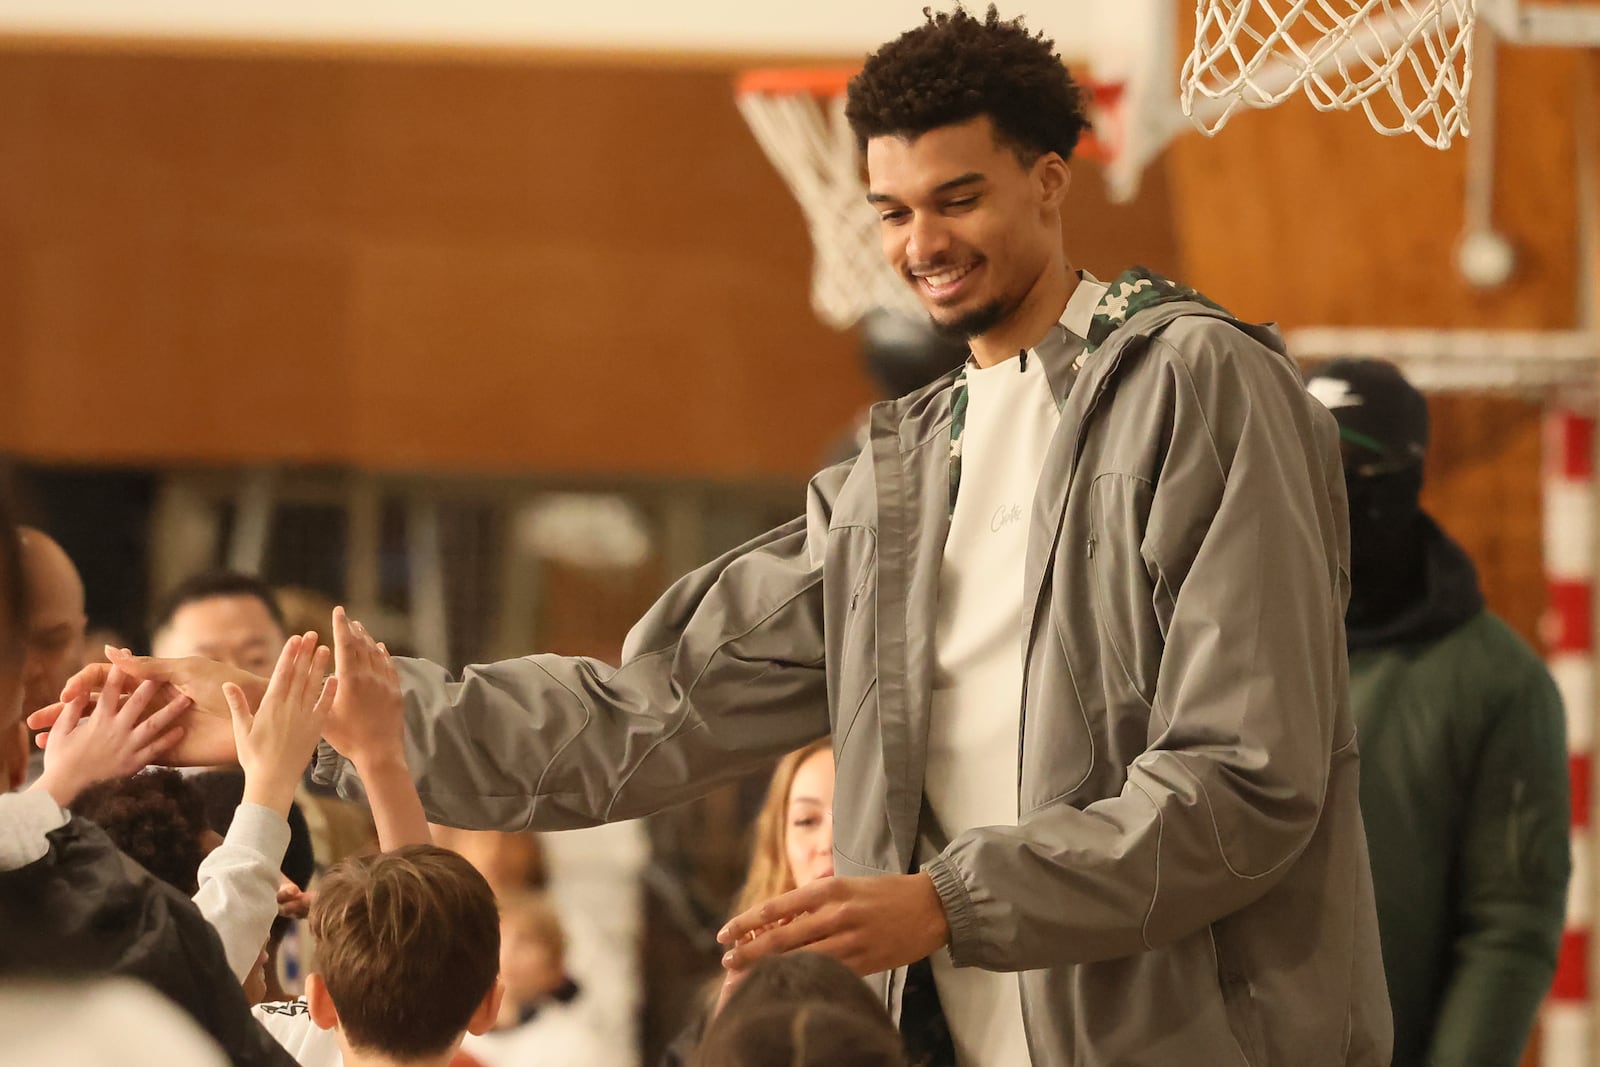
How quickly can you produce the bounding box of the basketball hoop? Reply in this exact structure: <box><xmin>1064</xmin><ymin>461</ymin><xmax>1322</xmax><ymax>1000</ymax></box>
<box><xmin>1180</xmin><ymin>0</ymin><xmax>1476</xmax><ymax>149</ymax></box>
<box><xmin>736</xmin><ymin>67</ymin><xmax>1126</xmax><ymax>331</ymax></box>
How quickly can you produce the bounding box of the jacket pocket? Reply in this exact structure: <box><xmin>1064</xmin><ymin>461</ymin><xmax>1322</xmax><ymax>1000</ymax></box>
<box><xmin>824</xmin><ymin>525</ymin><xmax>877</xmax><ymax>738</ymax></box>
<box><xmin>1087</xmin><ymin>473</ymin><xmax>1159</xmax><ymax>714</ymax></box>
<box><xmin>825</xmin><ymin>526</ymin><xmax>892</xmax><ymax>868</ymax></box>
<box><xmin>831</xmin><ymin>588</ymin><xmax>880</xmax><ymax>865</ymax></box>
<box><xmin>831</xmin><ymin>677</ymin><xmax>892</xmax><ymax>870</ymax></box>
<box><xmin>1212</xmin><ymin>927</ymin><xmax>1267</xmax><ymax>1067</ymax></box>
<box><xmin>829</xmin><ymin>559</ymin><xmax>877</xmax><ymax>755</ymax></box>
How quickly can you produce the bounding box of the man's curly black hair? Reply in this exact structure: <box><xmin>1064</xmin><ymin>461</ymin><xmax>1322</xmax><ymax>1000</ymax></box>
<box><xmin>846</xmin><ymin>5</ymin><xmax>1089</xmax><ymax>164</ymax></box>
<box><xmin>71</xmin><ymin>768</ymin><xmax>210</xmax><ymax>895</ymax></box>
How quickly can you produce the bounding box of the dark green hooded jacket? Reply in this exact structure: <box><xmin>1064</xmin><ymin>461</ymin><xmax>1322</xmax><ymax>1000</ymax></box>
<box><xmin>1350</xmin><ymin>516</ymin><xmax>1570</xmax><ymax>1067</ymax></box>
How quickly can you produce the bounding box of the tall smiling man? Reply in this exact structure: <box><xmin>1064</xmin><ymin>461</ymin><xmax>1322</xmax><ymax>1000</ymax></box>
<box><xmin>44</xmin><ymin>9</ymin><xmax>1391</xmax><ymax>1064</ymax></box>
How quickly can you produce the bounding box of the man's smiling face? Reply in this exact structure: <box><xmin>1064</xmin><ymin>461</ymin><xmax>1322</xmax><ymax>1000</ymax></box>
<box><xmin>867</xmin><ymin>115</ymin><xmax>1061</xmax><ymax>340</ymax></box>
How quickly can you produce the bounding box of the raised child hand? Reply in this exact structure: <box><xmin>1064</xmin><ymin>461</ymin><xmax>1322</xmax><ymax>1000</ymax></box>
<box><xmin>222</xmin><ymin>632</ymin><xmax>337</xmax><ymax>817</ymax></box>
<box><xmin>325</xmin><ymin>607</ymin><xmax>406</xmax><ymax>767</ymax></box>
<box><xmin>327</xmin><ymin>606</ymin><xmax>429</xmax><ymax>849</ymax></box>
<box><xmin>31</xmin><ymin>667</ymin><xmax>192</xmax><ymax>807</ymax></box>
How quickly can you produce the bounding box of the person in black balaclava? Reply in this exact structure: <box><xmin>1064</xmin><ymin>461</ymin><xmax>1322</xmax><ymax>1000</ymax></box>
<box><xmin>1307</xmin><ymin>359</ymin><xmax>1570</xmax><ymax>1067</ymax></box>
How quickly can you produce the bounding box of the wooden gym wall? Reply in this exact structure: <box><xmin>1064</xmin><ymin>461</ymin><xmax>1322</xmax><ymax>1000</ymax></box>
<box><xmin>0</xmin><ymin>41</ymin><xmax>1177</xmax><ymax>483</ymax></box>
<box><xmin>0</xmin><ymin>36</ymin><xmax>1580</xmax><ymax>644</ymax></box>
<box><xmin>1166</xmin><ymin>44</ymin><xmax>1598</xmax><ymax>646</ymax></box>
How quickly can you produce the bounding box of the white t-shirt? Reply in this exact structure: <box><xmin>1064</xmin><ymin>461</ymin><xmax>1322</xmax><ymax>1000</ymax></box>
<box><xmin>919</xmin><ymin>275</ymin><xmax>1104</xmax><ymax>1066</ymax></box>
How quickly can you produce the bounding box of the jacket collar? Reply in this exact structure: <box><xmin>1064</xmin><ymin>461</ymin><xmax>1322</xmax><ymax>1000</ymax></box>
<box><xmin>1022</xmin><ymin>271</ymin><xmax>1107</xmax><ymax>411</ymax></box>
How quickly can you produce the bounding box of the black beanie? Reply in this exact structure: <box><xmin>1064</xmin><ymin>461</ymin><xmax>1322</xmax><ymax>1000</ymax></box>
<box><xmin>1306</xmin><ymin>358</ymin><xmax>1429</xmax><ymax>465</ymax></box>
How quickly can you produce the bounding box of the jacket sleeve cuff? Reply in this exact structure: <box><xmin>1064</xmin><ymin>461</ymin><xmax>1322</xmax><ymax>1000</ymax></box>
<box><xmin>311</xmin><ymin>740</ymin><xmax>368</xmax><ymax>802</ymax></box>
<box><xmin>921</xmin><ymin>853</ymin><xmax>982</xmax><ymax>967</ymax></box>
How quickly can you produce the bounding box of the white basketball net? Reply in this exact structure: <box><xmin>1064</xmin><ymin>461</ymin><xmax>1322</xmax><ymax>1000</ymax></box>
<box><xmin>736</xmin><ymin>89</ymin><xmax>922</xmax><ymax>330</ymax></box>
<box><xmin>1181</xmin><ymin>0</ymin><xmax>1476</xmax><ymax>149</ymax></box>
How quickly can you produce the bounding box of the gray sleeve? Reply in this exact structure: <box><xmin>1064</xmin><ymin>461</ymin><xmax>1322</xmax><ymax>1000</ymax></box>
<box><xmin>314</xmin><ymin>477</ymin><xmax>843</xmax><ymax>832</ymax></box>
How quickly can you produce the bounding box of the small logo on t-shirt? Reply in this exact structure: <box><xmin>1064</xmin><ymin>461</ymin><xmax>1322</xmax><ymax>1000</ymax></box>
<box><xmin>991</xmin><ymin>504</ymin><xmax>1024</xmax><ymax>532</ymax></box>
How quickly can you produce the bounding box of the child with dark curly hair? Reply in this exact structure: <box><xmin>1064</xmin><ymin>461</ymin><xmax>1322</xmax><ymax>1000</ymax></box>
<box><xmin>44</xmin><ymin>631</ymin><xmax>336</xmax><ymax>1005</ymax></box>
<box><xmin>68</xmin><ymin>764</ymin><xmax>305</xmax><ymax>1003</ymax></box>
<box><xmin>70</xmin><ymin>769</ymin><xmax>214</xmax><ymax>896</ymax></box>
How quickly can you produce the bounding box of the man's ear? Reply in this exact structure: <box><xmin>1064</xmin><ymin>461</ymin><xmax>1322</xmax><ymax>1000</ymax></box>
<box><xmin>1036</xmin><ymin>153</ymin><xmax>1071</xmax><ymax>212</ymax></box>
<box><xmin>305</xmin><ymin>974</ymin><xmax>341</xmax><ymax>1033</ymax></box>
<box><xmin>466</xmin><ymin>979</ymin><xmax>505</xmax><ymax>1037</ymax></box>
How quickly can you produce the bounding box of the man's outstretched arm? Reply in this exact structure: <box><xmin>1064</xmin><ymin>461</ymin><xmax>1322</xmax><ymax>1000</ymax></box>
<box><xmin>315</xmin><ymin>511</ymin><xmax>832</xmax><ymax>832</ymax></box>
<box><xmin>41</xmin><ymin>470</ymin><xmax>846</xmax><ymax>832</ymax></box>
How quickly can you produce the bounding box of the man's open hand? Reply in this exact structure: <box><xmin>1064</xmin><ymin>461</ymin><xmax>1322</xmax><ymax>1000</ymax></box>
<box><xmin>29</xmin><ymin>648</ymin><xmax>266</xmax><ymax>767</ymax></box>
<box><xmin>716</xmin><ymin>873</ymin><xmax>950</xmax><ymax>977</ymax></box>
<box><xmin>30</xmin><ymin>667</ymin><xmax>192</xmax><ymax>806</ymax></box>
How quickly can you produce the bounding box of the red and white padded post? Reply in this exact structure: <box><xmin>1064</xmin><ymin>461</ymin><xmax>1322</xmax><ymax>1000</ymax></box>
<box><xmin>1543</xmin><ymin>406</ymin><xmax>1595</xmax><ymax>1067</ymax></box>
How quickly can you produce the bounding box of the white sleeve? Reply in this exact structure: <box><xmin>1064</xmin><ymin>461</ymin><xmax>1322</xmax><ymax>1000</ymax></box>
<box><xmin>0</xmin><ymin>790</ymin><xmax>70</xmax><ymax>870</ymax></box>
<box><xmin>193</xmin><ymin>802</ymin><xmax>290</xmax><ymax>982</ymax></box>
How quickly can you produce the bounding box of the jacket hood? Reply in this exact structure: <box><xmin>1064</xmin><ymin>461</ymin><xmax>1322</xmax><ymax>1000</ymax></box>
<box><xmin>876</xmin><ymin>267</ymin><xmax>1286</xmax><ymax>451</ymax></box>
<box><xmin>1346</xmin><ymin>514</ymin><xmax>1484</xmax><ymax>650</ymax></box>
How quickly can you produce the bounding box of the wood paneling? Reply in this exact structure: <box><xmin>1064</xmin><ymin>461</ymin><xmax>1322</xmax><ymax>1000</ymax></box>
<box><xmin>1166</xmin><ymin>46</ymin><xmax>1583</xmax><ymax>332</ymax></box>
<box><xmin>0</xmin><ymin>44</ymin><xmax>1179</xmax><ymax>479</ymax></box>
<box><xmin>1165</xmin><ymin>44</ymin><xmax>1593</xmax><ymax>646</ymax></box>
<box><xmin>1423</xmin><ymin>395</ymin><xmax>1547</xmax><ymax>644</ymax></box>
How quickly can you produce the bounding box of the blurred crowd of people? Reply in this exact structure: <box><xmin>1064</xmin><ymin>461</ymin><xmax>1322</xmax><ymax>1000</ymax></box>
<box><xmin>0</xmin><ymin>498</ymin><xmax>908</xmax><ymax>1066</ymax></box>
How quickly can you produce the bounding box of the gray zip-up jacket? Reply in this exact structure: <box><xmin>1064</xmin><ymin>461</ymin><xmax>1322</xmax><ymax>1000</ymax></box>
<box><xmin>317</xmin><ymin>280</ymin><xmax>1393</xmax><ymax>1066</ymax></box>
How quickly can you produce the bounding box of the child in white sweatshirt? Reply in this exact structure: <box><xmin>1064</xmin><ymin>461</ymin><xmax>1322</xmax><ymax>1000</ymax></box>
<box><xmin>34</xmin><ymin>629</ymin><xmax>336</xmax><ymax>1001</ymax></box>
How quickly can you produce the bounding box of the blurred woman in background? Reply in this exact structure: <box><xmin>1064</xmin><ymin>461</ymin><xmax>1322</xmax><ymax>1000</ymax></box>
<box><xmin>731</xmin><ymin>738</ymin><xmax>834</xmax><ymax>918</ymax></box>
<box><xmin>662</xmin><ymin>738</ymin><xmax>835</xmax><ymax>1066</ymax></box>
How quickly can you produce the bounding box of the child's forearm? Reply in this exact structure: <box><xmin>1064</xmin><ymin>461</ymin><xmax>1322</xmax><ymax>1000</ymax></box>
<box><xmin>29</xmin><ymin>768</ymin><xmax>83</xmax><ymax>811</ymax></box>
<box><xmin>194</xmin><ymin>803</ymin><xmax>289</xmax><ymax>982</ymax></box>
<box><xmin>240</xmin><ymin>770</ymin><xmax>301</xmax><ymax>819</ymax></box>
<box><xmin>352</xmin><ymin>754</ymin><xmax>430</xmax><ymax>850</ymax></box>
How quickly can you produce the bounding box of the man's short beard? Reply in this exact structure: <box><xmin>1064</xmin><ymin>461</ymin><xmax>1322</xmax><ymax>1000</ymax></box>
<box><xmin>930</xmin><ymin>300</ymin><xmax>1010</xmax><ymax>341</ymax></box>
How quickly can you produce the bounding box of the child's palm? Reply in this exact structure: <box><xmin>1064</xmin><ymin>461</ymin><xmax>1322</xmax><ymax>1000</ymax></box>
<box><xmin>223</xmin><ymin>633</ymin><xmax>335</xmax><ymax>804</ymax></box>
<box><xmin>327</xmin><ymin>607</ymin><xmax>405</xmax><ymax>763</ymax></box>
